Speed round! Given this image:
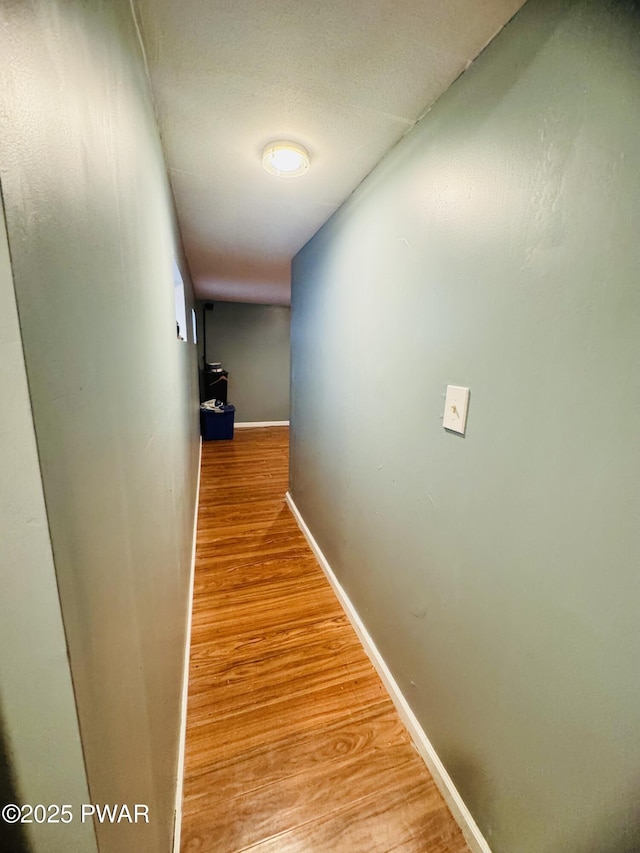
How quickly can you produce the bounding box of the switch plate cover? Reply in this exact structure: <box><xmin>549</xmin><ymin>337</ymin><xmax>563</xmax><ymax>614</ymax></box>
<box><xmin>443</xmin><ymin>385</ymin><xmax>470</xmax><ymax>434</ymax></box>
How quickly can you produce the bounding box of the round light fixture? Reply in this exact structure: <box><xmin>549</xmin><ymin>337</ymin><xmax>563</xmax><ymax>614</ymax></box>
<box><xmin>262</xmin><ymin>140</ymin><xmax>310</xmax><ymax>177</ymax></box>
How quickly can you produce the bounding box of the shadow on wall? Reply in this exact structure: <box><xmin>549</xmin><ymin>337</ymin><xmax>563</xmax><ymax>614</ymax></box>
<box><xmin>0</xmin><ymin>710</ymin><xmax>29</xmax><ymax>853</ymax></box>
<box><xmin>582</xmin><ymin>795</ymin><xmax>640</xmax><ymax>853</ymax></box>
<box><xmin>595</xmin><ymin>842</ymin><xmax>640</xmax><ymax>853</ymax></box>
<box><xmin>445</xmin><ymin>752</ymin><xmax>495</xmax><ymax>840</ymax></box>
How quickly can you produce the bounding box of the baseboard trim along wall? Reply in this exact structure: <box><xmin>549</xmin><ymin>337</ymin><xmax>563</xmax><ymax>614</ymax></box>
<box><xmin>285</xmin><ymin>490</ymin><xmax>492</xmax><ymax>853</ymax></box>
<box><xmin>235</xmin><ymin>421</ymin><xmax>290</xmax><ymax>428</ymax></box>
<box><xmin>172</xmin><ymin>437</ymin><xmax>202</xmax><ymax>853</ymax></box>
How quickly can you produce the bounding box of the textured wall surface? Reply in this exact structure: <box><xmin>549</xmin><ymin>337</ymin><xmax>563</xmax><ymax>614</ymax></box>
<box><xmin>0</xmin><ymin>193</ymin><xmax>97</xmax><ymax>853</ymax></box>
<box><xmin>203</xmin><ymin>301</ymin><xmax>290</xmax><ymax>422</ymax></box>
<box><xmin>0</xmin><ymin>2</ymin><xmax>200</xmax><ymax>852</ymax></box>
<box><xmin>290</xmin><ymin>1</ymin><xmax>640</xmax><ymax>851</ymax></box>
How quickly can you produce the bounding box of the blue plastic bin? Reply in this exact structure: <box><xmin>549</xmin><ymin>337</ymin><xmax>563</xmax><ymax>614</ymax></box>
<box><xmin>200</xmin><ymin>404</ymin><xmax>235</xmax><ymax>440</ymax></box>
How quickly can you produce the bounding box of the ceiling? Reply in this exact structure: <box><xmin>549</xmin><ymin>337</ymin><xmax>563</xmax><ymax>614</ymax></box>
<box><xmin>133</xmin><ymin>0</ymin><xmax>526</xmax><ymax>306</ymax></box>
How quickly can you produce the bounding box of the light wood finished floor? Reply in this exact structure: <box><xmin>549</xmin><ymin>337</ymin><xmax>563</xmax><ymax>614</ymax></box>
<box><xmin>181</xmin><ymin>427</ymin><xmax>469</xmax><ymax>853</ymax></box>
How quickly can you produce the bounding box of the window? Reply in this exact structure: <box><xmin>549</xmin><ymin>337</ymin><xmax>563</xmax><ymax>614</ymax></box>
<box><xmin>174</xmin><ymin>260</ymin><xmax>187</xmax><ymax>341</ymax></box>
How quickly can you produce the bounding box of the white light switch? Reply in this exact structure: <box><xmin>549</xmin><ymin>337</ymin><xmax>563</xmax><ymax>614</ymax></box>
<box><xmin>443</xmin><ymin>385</ymin><xmax>470</xmax><ymax>434</ymax></box>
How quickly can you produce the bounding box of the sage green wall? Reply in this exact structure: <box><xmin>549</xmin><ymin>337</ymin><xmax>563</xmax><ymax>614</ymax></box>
<box><xmin>0</xmin><ymin>3</ymin><xmax>200</xmax><ymax>852</ymax></box>
<box><xmin>290</xmin><ymin>1</ymin><xmax>640</xmax><ymax>851</ymax></box>
<box><xmin>203</xmin><ymin>301</ymin><xmax>290</xmax><ymax>422</ymax></box>
<box><xmin>0</xmin><ymin>193</ymin><xmax>97</xmax><ymax>853</ymax></box>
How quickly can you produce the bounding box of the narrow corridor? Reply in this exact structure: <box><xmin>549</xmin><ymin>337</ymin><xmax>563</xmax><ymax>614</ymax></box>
<box><xmin>180</xmin><ymin>427</ymin><xmax>468</xmax><ymax>852</ymax></box>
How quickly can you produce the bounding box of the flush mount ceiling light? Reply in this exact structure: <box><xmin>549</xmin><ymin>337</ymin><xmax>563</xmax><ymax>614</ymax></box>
<box><xmin>262</xmin><ymin>140</ymin><xmax>310</xmax><ymax>177</ymax></box>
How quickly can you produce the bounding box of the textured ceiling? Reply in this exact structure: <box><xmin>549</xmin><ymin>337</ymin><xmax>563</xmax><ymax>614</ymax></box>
<box><xmin>134</xmin><ymin>0</ymin><xmax>526</xmax><ymax>305</ymax></box>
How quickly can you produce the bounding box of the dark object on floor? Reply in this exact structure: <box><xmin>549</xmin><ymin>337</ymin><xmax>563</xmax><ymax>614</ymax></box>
<box><xmin>200</xmin><ymin>403</ymin><xmax>235</xmax><ymax>440</ymax></box>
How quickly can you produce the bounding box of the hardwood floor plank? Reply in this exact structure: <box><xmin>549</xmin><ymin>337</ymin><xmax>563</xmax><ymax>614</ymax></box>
<box><xmin>183</xmin><ymin>746</ymin><xmax>439</xmax><ymax>852</ymax></box>
<box><xmin>184</xmin><ymin>682</ymin><xmax>390</xmax><ymax>770</ymax></box>
<box><xmin>182</xmin><ymin>704</ymin><xmax>409</xmax><ymax>796</ymax></box>
<box><xmin>189</xmin><ymin>614</ymin><xmax>351</xmax><ymax>669</ymax></box>
<box><xmin>181</xmin><ymin>427</ymin><xmax>469</xmax><ymax>853</ymax></box>
<box><xmin>233</xmin><ymin>777</ymin><xmax>466</xmax><ymax>853</ymax></box>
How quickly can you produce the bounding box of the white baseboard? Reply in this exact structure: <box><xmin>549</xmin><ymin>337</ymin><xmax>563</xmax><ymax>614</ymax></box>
<box><xmin>173</xmin><ymin>438</ymin><xmax>202</xmax><ymax>853</ymax></box>
<box><xmin>285</xmin><ymin>491</ymin><xmax>492</xmax><ymax>853</ymax></box>
<box><xmin>235</xmin><ymin>420</ymin><xmax>289</xmax><ymax>428</ymax></box>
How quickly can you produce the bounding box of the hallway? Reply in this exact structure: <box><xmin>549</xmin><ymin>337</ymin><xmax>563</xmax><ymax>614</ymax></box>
<box><xmin>180</xmin><ymin>427</ymin><xmax>469</xmax><ymax>852</ymax></box>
